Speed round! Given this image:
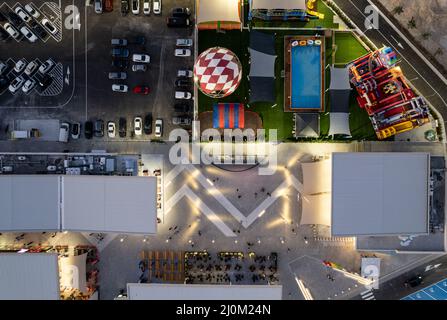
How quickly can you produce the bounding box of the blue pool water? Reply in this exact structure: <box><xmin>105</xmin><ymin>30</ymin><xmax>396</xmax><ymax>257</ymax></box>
<box><xmin>401</xmin><ymin>278</ymin><xmax>447</xmax><ymax>300</ymax></box>
<box><xmin>291</xmin><ymin>44</ymin><xmax>321</xmax><ymax>109</ymax></box>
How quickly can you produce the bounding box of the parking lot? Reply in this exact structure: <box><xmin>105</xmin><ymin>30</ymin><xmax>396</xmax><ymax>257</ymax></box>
<box><xmin>0</xmin><ymin>0</ymin><xmax>194</xmax><ymax>143</ymax></box>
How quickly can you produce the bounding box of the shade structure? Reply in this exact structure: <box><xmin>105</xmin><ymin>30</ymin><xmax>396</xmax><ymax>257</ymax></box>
<box><xmin>250</xmin><ymin>31</ymin><xmax>276</xmax><ymax>56</ymax></box>
<box><xmin>0</xmin><ymin>253</ymin><xmax>60</xmax><ymax>300</ymax></box>
<box><xmin>300</xmin><ymin>194</ymin><xmax>331</xmax><ymax>227</ymax></box>
<box><xmin>329</xmin><ymin>66</ymin><xmax>351</xmax><ymax>90</ymax></box>
<box><xmin>301</xmin><ymin>160</ymin><xmax>331</xmax><ymax>195</ymax></box>
<box><xmin>294</xmin><ymin>113</ymin><xmax>320</xmax><ymax>138</ymax></box>
<box><xmin>213</xmin><ymin>103</ymin><xmax>245</xmax><ymax>129</ymax></box>
<box><xmin>328</xmin><ymin>113</ymin><xmax>351</xmax><ymax>137</ymax></box>
<box><xmin>249</xmin><ymin>49</ymin><xmax>276</xmax><ymax>78</ymax></box>
<box><xmin>194</xmin><ymin>47</ymin><xmax>243</xmax><ymax>98</ymax></box>
<box><xmin>249</xmin><ymin>77</ymin><xmax>276</xmax><ymax>103</ymax></box>
<box><xmin>59</xmin><ymin>253</ymin><xmax>88</xmax><ymax>294</ymax></box>
<box><xmin>330</xmin><ymin>90</ymin><xmax>351</xmax><ymax>113</ymax></box>
<box><xmin>197</xmin><ymin>0</ymin><xmax>241</xmax><ymax>29</ymax></box>
<box><xmin>251</xmin><ymin>0</ymin><xmax>307</xmax><ymax>10</ymax></box>
<box><xmin>127</xmin><ymin>283</ymin><xmax>283</xmax><ymax>300</ymax></box>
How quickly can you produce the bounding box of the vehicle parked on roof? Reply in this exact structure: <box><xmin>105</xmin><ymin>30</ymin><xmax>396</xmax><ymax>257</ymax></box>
<box><xmin>143</xmin><ymin>0</ymin><xmax>151</xmax><ymax>15</ymax></box>
<box><xmin>132</xmin><ymin>53</ymin><xmax>150</xmax><ymax>63</ymax></box>
<box><xmin>177</xmin><ymin>69</ymin><xmax>193</xmax><ymax>78</ymax></box>
<box><xmin>108</xmin><ymin>121</ymin><xmax>116</xmax><ymax>138</ymax></box>
<box><xmin>38</xmin><ymin>59</ymin><xmax>55</xmax><ymax>74</ymax></box>
<box><xmin>94</xmin><ymin>119</ymin><xmax>104</xmax><ymax>137</ymax></box>
<box><xmin>112</xmin><ymin>59</ymin><xmax>129</xmax><ymax>69</ymax></box>
<box><xmin>144</xmin><ymin>113</ymin><xmax>152</xmax><ymax>134</ymax></box>
<box><xmin>176</xmin><ymin>38</ymin><xmax>193</xmax><ymax>47</ymax></box>
<box><xmin>84</xmin><ymin>121</ymin><xmax>93</xmax><ymax>139</ymax></box>
<box><xmin>175</xmin><ymin>91</ymin><xmax>192</xmax><ymax>100</ymax></box>
<box><xmin>133</xmin><ymin>85</ymin><xmax>150</xmax><ymax>95</ymax></box>
<box><xmin>22</xmin><ymin>79</ymin><xmax>36</xmax><ymax>93</ymax></box>
<box><xmin>131</xmin><ymin>0</ymin><xmax>140</xmax><ymax>14</ymax></box>
<box><xmin>134</xmin><ymin>117</ymin><xmax>142</xmax><ymax>135</ymax></box>
<box><xmin>174</xmin><ymin>103</ymin><xmax>191</xmax><ymax>113</ymax></box>
<box><xmin>119</xmin><ymin>117</ymin><xmax>127</xmax><ymax>137</ymax></box>
<box><xmin>112</xmin><ymin>84</ymin><xmax>128</xmax><ymax>92</ymax></box>
<box><xmin>111</xmin><ymin>38</ymin><xmax>127</xmax><ymax>46</ymax></box>
<box><xmin>153</xmin><ymin>0</ymin><xmax>161</xmax><ymax>14</ymax></box>
<box><xmin>175</xmin><ymin>49</ymin><xmax>191</xmax><ymax>57</ymax></box>
<box><xmin>20</xmin><ymin>26</ymin><xmax>37</xmax><ymax>43</ymax></box>
<box><xmin>104</xmin><ymin>0</ymin><xmax>113</xmax><ymax>12</ymax></box>
<box><xmin>59</xmin><ymin>122</ymin><xmax>69</xmax><ymax>143</ymax></box>
<box><xmin>154</xmin><ymin>119</ymin><xmax>163</xmax><ymax>137</ymax></box>
<box><xmin>71</xmin><ymin>122</ymin><xmax>80</xmax><ymax>139</ymax></box>
<box><xmin>14</xmin><ymin>59</ymin><xmax>27</xmax><ymax>73</ymax></box>
<box><xmin>108</xmin><ymin>72</ymin><xmax>127</xmax><ymax>80</ymax></box>
<box><xmin>25</xmin><ymin>61</ymin><xmax>39</xmax><ymax>75</ymax></box>
<box><xmin>15</xmin><ymin>6</ymin><xmax>32</xmax><ymax>23</ymax></box>
<box><xmin>8</xmin><ymin>76</ymin><xmax>25</xmax><ymax>93</ymax></box>
<box><xmin>41</xmin><ymin>18</ymin><xmax>57</xmax><ymax>34</ymax></box>
<box><xmin>132</xmin><ymin>64</ymin><xmax>146</xmax><ymax>72</ymax></box>
<box><xmin>4</xmin><ymin>23</ymin><xmax>21</xmax><ymax>40</ymax></box>
<box><xmin>95</xmin><ymin>0</ymin><xmax>103</xmax><ymax>14</ymax></box>
<box><xmin>24</xmin><ymin>4</ymin><xmax>40</xmax><ymax>19</ymax></box>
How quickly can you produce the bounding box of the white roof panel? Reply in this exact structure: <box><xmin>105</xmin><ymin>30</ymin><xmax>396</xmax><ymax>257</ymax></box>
<box><xmin>0</xmin><ymin>253</ymin><xmax>60</xmax><ymax>300</ymax></box>
<box><xmin>251</xmin><ymin>0</ymin><xmax>307</xmax><ymax>11</ymax></box>
<box><xmin>331</xmin><ymin>153</ymin><xmax>430</xmax><ymax>236</ymax></box>
<box><xmin>197</xmin><ymin>0</ymin><xmax>241</xmax><ymax>24</ymax></box>
<box><xmin>127</xmin><ymin>283</ymin><xmax>283</xmax><ymax>300</ymax></box>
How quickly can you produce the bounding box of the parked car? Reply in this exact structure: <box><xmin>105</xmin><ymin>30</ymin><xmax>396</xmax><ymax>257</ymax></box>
<box><xmin>25</xmin><ymin>4</ymin><xmax>40</xmax><ymax>19</ymax></box>
<box><xmin>94</xmin><ymin>119</ymin><xmax>104</xmax><ymax>137</ymax></box>
<box><xmin>131</xmin><ymin>0</ymin><xmax>140</xmax><ymax>14</ymax></box>
<box><xmin>30</xmin><ymin>21</ymin><xmax>48</xmax><ymax>39</ymax></box>
<box><xmin>154</xmin><ymin>119</ymin><xmax>163</xmax><ymax>137</ymax></box>
<box><xmin>15</xmin><ymin>6</ymin><xmax>32</xmax><ymax>23</ymax></box>
<box><xmin>7</xmin><ymin>12</ymin><xmax>23</xmax><ymax>26</ymax></box>
<box><xmin>84</xmin><ymin>121</ymin><xmax>93</xmax><ymax>139</ymax></box>
<box><xmin>143</xmin><ymin>0</ymin><xmax>151</xmax><ymax>15</ymax></box>
<box><xmin>171</xmin><ymin>7</ymin><xmax>190</xmax><ymax>17</ymax></box>
<box><xmin>119</xmin><ymin>117</ymin><xmax>127</xmax><ymax>137</ymax></box>
<box><xmin>112</xmin><ymin>59</ymin><xmax>129</xmax><ymax>68</ymax></box>
<box><xmin>133</xmin><ymin>85</ymin><xmax>150</xmax><ymax>95</ymax></box>
<box><xmin>177</xmin><ymin>69</ymin><xmax>193</xmax><ymax>78</ymax></box>
<box><xmin>134</xmin><ymin>117</ymin><xmax>142</xmax><ymax>135</ymax></box>
<box><xmin>132</xmin><ymin>64</ymin><xmax>146</xmax><ymax>72</ymax></box>
<box><xmin>0</xmin><ymin>26</ymin><xmax>10</xmax><ymax>42</ymax></box>
<box><xmin>174</xmin><ymin>103</ymin><xmax>191</xmax><ymax>113</ymax></box>
<box><xmin>132</xmin><ymin>53</ymin><xmax>150</xmax><ymax>63</ymax></box>
<box><xmin>38</xmin><ymin>59</ymin><xmax>55</xmax><ymax>74</ymax></box>
<box><xmin>14</xmin><ymin>59</ymin><xmax>27</xmax><ymax>73</ymax></box>
<box><xmin>405</xmin><ymin>275</ymin><xmax>423</xmax><ymax>288</ymax></box>
<box><xmin>71</xmin><ymin>122</ymin><xmax>80</xmax><ymax>139</ymax></box>
<box><xmin>144</xmin><ymin>113</ymin><xmax>152</xmax><ymax>134</ymax></box>
<box><xmin>36</xmin><ymin>74</ymin><xmax>53</xmax><ymax>89</ymax></box>
<box><xmin>175</xmin><ymin>79</ymin><xmax>191</xmax><ymax>87</ymax></box>
<box><xmin>22</xmin><ymin>79</ymin><xmax>36</xmax><ymax>93</ymax></box>
<box><xmin>104</xmin><ymin>0</ymin><xmax>113</xmax><ymax>12</ymax></box>
<box><xmin>121</xmin><ymin>0</ymin><xmax>129</xmax><ymax>15</ymax></box>
<box><xmin>175</xmin><ymin>91</ymin><xmax>192</xmax><ymax>99</ymax></box>
<box><xmin>59</xmin><ymin>122</ymin><xmax>69</xmax><ymax>143</ymax></box>
<box><xmin>41</xmin><ymin>18</ymin><xmax>57</xmax><ymax>34</ymax></box>
<box><xmin>0</xmin><ymin>10</ymin><xmax>8</xmax><ymax>22</ymax></box>
<box><xmin>112</xmin><ymin>84</ymin><xmax>128</xmax><ymax>92</ymax></box>
<box><xmin>153</xmin><ymin>0</ymin><xmax>161</xmax><ymax>14</ymax></box>
<box><xmin>111</xmin><ymin>38</ymin><xmax>127</xmax><ymax>46</ymax></box>
<box><xmin>8</xmin><ymin>76</ymin><xmax>25</xmax><ymax>93</ymax></box>
<box><xmin>172</xmin><ymin>116</ymin><xmax>191</xmax><ymax>125</ymax></box>
<box><xmin>175</xmin><ymin>49</ymin><xmax>191</xmax><ymax>57</ymax></box>
<box><xmin>25</xmin><ymin>61</ymin><xmax>39</xmax><ymax>75</ymax></box>
<box><xmin>20</xmin><ymin>26</ymin><xmax>37</xmax><ymax>43</ymax></box>
<box><xmin>111</xmin><ymin>48</ymin><xmax>130</xmax><ymax>58</ymax></box>
<box><xmin>108</xmin><ymin>121</ymin><xmax>116</xmax><ymax>138</ymax></box>
<box><xmin>166</xmin><ymin>17</ymin><xmax>189</xmax><ymax>27</ymax></box>
<box><xmin>4</xmin><ymin>23</ymin><xmax>21</xmax><ymax>40</ymax></box>
<box><xmin>108</xmin><ymin>72</ymin><xmax>127</xmax><ymax>80</ymax></box>
<box><xmin>94</xmin><ymin>0</ymin><xmax>103</xmax><ymax>13</ymax></box>
<box><xmin>176</xmin><ymin>38</ymin><xmax>193</xmax><ymax>47</ymax></box>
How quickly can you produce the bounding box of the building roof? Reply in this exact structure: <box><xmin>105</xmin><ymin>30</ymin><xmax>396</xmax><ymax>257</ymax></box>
<box><xmin>331</xmin><ymin>153</ymin><xmax>430</xmax><ymax>236</ymax></box>
<box><xmin>0</xmin><ymin>175</ymin><xmax>60</xmax><ymax>232</ymax></box>
<box><xmin>302</xmin><ymin>160</ymin><xmax>331</xmax><ymax>194</ymax></box>
<box><xmin>0</xmin><ymin>253</ymin><xmax>60</xmax><ymax>300</ymax></box>
<box><xmin>197</xmin><ymin>0</ymin><xmax>241</xmax><ymax>24</ymax></box>
<box><xmin>294</xmin><ymin>113</ymin><xmax>320</xmax><ymax>138</ymax></box>
<box><xmin>127</xmin><ymin>283</ymin><xmax>283</xmax><ymax>300</ymax></box>
<box><xmin>300</xmin><ymin>194</ymin><xmax>331</xmax><ymax>226</ymax></box>
<box><xmin>251</xmin><ymin>0</ymin><xmax>307</xmax><ymax>11</ymax></box>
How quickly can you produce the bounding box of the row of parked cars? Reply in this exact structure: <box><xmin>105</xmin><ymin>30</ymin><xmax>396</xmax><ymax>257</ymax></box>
<box><xmin>167</xmin><ymin>7</ymin><xmax>191</xmax><ymax>28</ymax></box>
<box><xmin>0</xmin><ymin>4</ymin><xmax>57</xmax><ymax>43</ymax></box>
<box><xmin>120</xmin><ymin>0</ymin><xmax>161</xmax><ymax>16</ymax></box>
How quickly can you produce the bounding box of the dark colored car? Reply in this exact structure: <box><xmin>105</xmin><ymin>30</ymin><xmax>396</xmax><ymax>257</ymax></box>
<box><xmin>84</xmin><ymin>121</ymin><xmax>93</xmax><ymax>139</ymax></box>
<box><xmin>35</xmin><ymin>74</ymin><xmax>53</xmax><ymax>91</ymax></box>
<box><xmin>8</xmin><ymin>11</ymin><xmax>23</xmax><ymax>26</ymax></box>
<box><xmin>405</xmin><ymin>275</ymin><xmax>423</xmax><ymax>288</ymax></box>
<box><xmin>171</xmin><ymin>7</ymin><xmax>190</xmax><ymax>17</ymax></box>
<box><xmin>174</xmin><ymin>103</ymin><xmax>191</xmax><ymax>113</ymax></box>
<box><xmin>119</xmin><ymin>117</ymin><xmax>127</xmax><ymax>137</ymax></box>
<box><xmin>104</xmin><ymin>0</ymin><xmax>113</xmax><ymax>12</ymax></box>
<box><xmin>30</xmin><ymin>21</ymin><xmax>48</xmax><ymax>39</ymax></box>
<box><xmin>175</xmin><ymin>79</ymin><xmax>191</xmax><ymax>87</ymax></box>
<box><xmin>121</xmin><ymin>0</ymin><xmax>129</xmax><ymax>15</ymax></box>
<box><xmin>0</xmin><ymin>26</ymin><xmax>10</xmax><ymax>41</ymax></box>
<box><xmin>111</xmin><ymin>48</ymin><xmax>130</xmax><ymax>58</ymax></box>
<box><xmin>0</xmin><ymin>11</ymin><xmax>8</xmax><ymax>22</ymax></box>
<box><xmin>111</xmin><ymin>59</ymin><xmax>129</xmax><ymax>69</ymax></box>
<box><xmin>166</xmin><ymin>17</ymin><xmax>189</xmax><ymax>28</ymax></box>
<box><xmin>94</xmin><ymin>119</ymin><xmax>104</xmax><ymax>137</ymax></box>
<box><xmin>144</xmin><ymin>113</ymin><xmax>152</xmax><ymax>134</ymax></box>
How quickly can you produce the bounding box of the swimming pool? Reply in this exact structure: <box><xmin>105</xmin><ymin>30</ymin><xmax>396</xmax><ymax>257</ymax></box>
<box><xmin>401</xmin><ymin>278</ymin><xmax>447</xmax><ymax>300</ymax></box>
<box><xmin>291</xmin><ymin>43</ymin><xmax>322</xmax><ymax>110</ymax></box>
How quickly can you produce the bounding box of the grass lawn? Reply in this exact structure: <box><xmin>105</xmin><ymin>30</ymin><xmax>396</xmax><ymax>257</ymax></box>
<box><xmin>334</xmin><ymin>32</ymin><xmax>370</xmax><ymax>65</ymax></box>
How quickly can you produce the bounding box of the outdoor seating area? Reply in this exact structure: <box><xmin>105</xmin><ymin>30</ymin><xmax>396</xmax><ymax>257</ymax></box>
<box><xmin>184</xmin><ymin>251</ymin><xmax>279</xmax><ymax>285</ymax></box>
<box><xmin>138</xmin><ymin>250</ymin><xmax>185</xmax><ymax>283</ymax></box>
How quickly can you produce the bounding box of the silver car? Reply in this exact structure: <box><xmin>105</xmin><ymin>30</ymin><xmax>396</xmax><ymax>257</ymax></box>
<box><xmin>9</xmin><ymin>76</ymin><xmax>25</xmax><ymax>93</ymax></box>
<box><xmin>132</xmin><ymin>64</ymin><xmax>147</xmax><ymax>72</ymax></box>
<box><xmin>108</xmin><ymin>72</ymin><xmax>127</xmax><ymax>80</ymax></box>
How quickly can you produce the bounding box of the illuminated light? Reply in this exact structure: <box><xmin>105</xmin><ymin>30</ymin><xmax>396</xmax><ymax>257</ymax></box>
<box><xmin>165</xmin><ymin>181</ymin><xmax>172</xmax><ymax>187</ymax></box>
<box><xmin>258</xmin><ymin>210</ymin><xmax>266</xmax><ymax>218</ymax></box>
<box><xmin>206</xmin><ymin>178</ymin><xmax>214</xmax><ymax>186</ymax></box>
<box><xmin>257</xmin><ymin>238</ymin><xmax>261</xmax><ymax>244</ymax></box>
<box><xmin>234</xmin><ymin>239</ymin><xmax>238</xmax><ymax>244</ymax></box>
<box><xmin>211</xmin><ymin>239</ymin><xmax>215</xmax><ymax>244</ymax></box>
<box><xmin>188</xmin><ymin>239</ymin><xmax>192</xmax><ymax>244</ymax></box>
<box><xmin>63</xmin><ymin>231</ymin><xmax>68</xmax><ymax>234</ymax></box>
<box><xmin>165</xmin><ymin>239</ymin><xmax>170</xmax><ymax>243</ymax></box>
<box><xmin>120</xmin><ymin>238</ymin><xmax>125</xmax><ymax>243</ymax></box>
<box><xmin>280</xmin><ymin>237</ymin><xmax>285</xmax><ymax>244</ymax></box>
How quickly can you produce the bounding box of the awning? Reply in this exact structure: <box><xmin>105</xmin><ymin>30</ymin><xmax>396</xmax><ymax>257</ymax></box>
<box><xmin>249</xmin><ymin>31</ymin><xmax>276</xmax><ymax>56</ymax></box>
<box><xmin>197</xmin><ymin>0</ymin><xmax>241</xmax><ymax>24</ymax></box>
<box><xmin>301</xmin><ymin>160</ymin><xmax>331</xmax><ymax>195</ymax></box>
<box><xmin>328</xmin><ymin>113</ymin><xmax>351</xmax><ymax>137</ymax></box>
<box><xmin>249</xmin><ymin>77</ymin><xmax>276</xmax><ymax>103</ymax></box>
<box><xmin>300</xmin><ymin>194</ymin><xmax>331</xmax><ymax>227</ymax></box>
<box><xmin>59</xmin><ymin>253</ymin><xmax>88</xmax><ymax>294</ymax></box>
<box><xmin>330</xmin><ymin>90</ymin><xmax>351</xmax><ymax>113</ymax></box>
<box><xmin>329</xmin><ymin>66</ymin><xmax>351</xmax><ymax>90</ymax></box>
<box><xmin>249</xmin><ymin>49</ymin><xmax>276</xmax><ymax>78</ymax></box>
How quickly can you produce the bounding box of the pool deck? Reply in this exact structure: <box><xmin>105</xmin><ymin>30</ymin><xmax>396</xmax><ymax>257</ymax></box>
<box><xmin>284</xmin><ymin>35</ymin><xmax>325</xmax><ymax>113</ymax></box>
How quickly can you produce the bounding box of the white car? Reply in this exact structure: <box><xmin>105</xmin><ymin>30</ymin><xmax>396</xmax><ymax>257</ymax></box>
<box><xmin>9</xmin><ymin>76</ymin><xmax>25</xmax><ymax>93</ymax></box>
<box><xmin>20</xmin><ymin>26</ymin><xmax>38</xmax><ymax>43</ymax></box>
<box><xmin>132</xmin><ymin>0</ymin><xmax>140</xmax><ymax>14</ymax></box>
<box><xmin>154</xmin><ymin>119</ymin><xmax>162</xmax><ymax>137</ymax></box>
<box><xmin>175</xmin><ymin>91</ymin><xmax>192</xmax><ymax>99</ymax></box>
<box><xmin>107</xmin><ymin>121</ymin><xmax>116</xmax><ymax>138</ymax></box>
<box><xmin>153</xmin><ymin>0</ymin><xmax>161</xmax><ymax>14</ymax></box>
<box><xmin>134</xmin><ymin>117</ymin><xmax>142</xmax><ymax>135</ymax></box>
<box><xmin>94</xmin><ymin>0</ymin><xmax>103</xmax><ymax>13</ymax></box>
<box><xmin>175</xmin><ymin>49</ymin><xmax>191</xmax><ymax>57</ymax></box>
<box><xmin>132</xmin><ymin>64</ymin><xmax>147</xmax><ymax>72</ymax></box>
<box><xmin>25</xmin><ymin>4</ymin><xmax>40</xmax><ymax>19</ymax></box>
<box><xmin>15</xmin><ymin>6</ymin><xmax>32</xmax><ymax>23</ymax></box>
<box><xmin>176</xmin><ymin>39</ymin><xmax>193</xmax><ymax>47</ymax></box>
<box><xmin>14</xmin><ymin>59</ymin><xmax>27</xmax><ymax>73</ymax></box>
<box><xmin>25</xmin><ymin>61</ymin><xmax>39</xmax><ymax>75</ymax></box>
<box><xmin>38</xmin><ymin>59</ymin><xmax>55</xmax><ymax>74</ymax></box>
<box><xmin>4</xmin><ymin>23</ymin><xmax>21</xmax><ymax>40</ymax></box>
<box><xmin>132</xmin><ymin>54</ymin><xmax>150</xmax><ymax>63</ymax></box>
<box><xmin>112</xmin><ymin>84</ymin><xmax>128</xmax><ymax>92</ymax></box>
<box><xmin>41</xmin><ymin>18</ymin><xmax>57</xmax><ymax>35</ymax></box>
<box><xmin>22</xmin><ymin>79</ymin><xmax>36</xmax><ymax>93</ymax></box>
<box><xmin>177</xmin><ymin>69</ymin><xmax>193</xmax><ymax>78</ymax></box>
<box><xmin>143</xmin><ymin>0</ymin><xmax>151</xmax><ymax>14</ymax></box>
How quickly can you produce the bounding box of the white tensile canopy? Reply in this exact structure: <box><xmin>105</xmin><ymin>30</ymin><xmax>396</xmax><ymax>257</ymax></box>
<box><xmin>59</xmin><ymin>253</ymin><xmax>88</xmax><ymax>294</ymax></box>
<box><xmin>251</xmin><ymin>0</ymin><xmax>307</xmax><ymax>10</ymax></box>
<box><xmin>301</xmin><ymin>160</ymin><xmax>331</xmax><ymax>195</ymax></box>
<box><xmin>127</xmin><ymin>283</ymin><xmax>283</xmax><ymax>300</ymax></box>
<box><xmin>197</xmin><ymin>0</ymin><xmax>241</xmax><ymax>24</ymax></box>
<box><xmin>300</xmin><ymin>194</ymin><xmax>331</xmax><ymax>227</ymax></box>
<box><xmin>328</xmin><ymin>113</ymin><xmax>352</xmax><ymax>137</ymax></box>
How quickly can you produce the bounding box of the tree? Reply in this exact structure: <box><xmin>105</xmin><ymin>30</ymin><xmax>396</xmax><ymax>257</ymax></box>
<box><xmin>392</xmin><ymin>5</ymin><xmax>404</xmax><ymax>15</ymax></box>
<box><xmin>407</xmin><ymin>17</ymin><xmax>417</xmax><ymax>29</ymax></box>
<box><xmin>422</xmin><ymin>32</ymin><xmax>432</xmax><ymax>40</ymax></box>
